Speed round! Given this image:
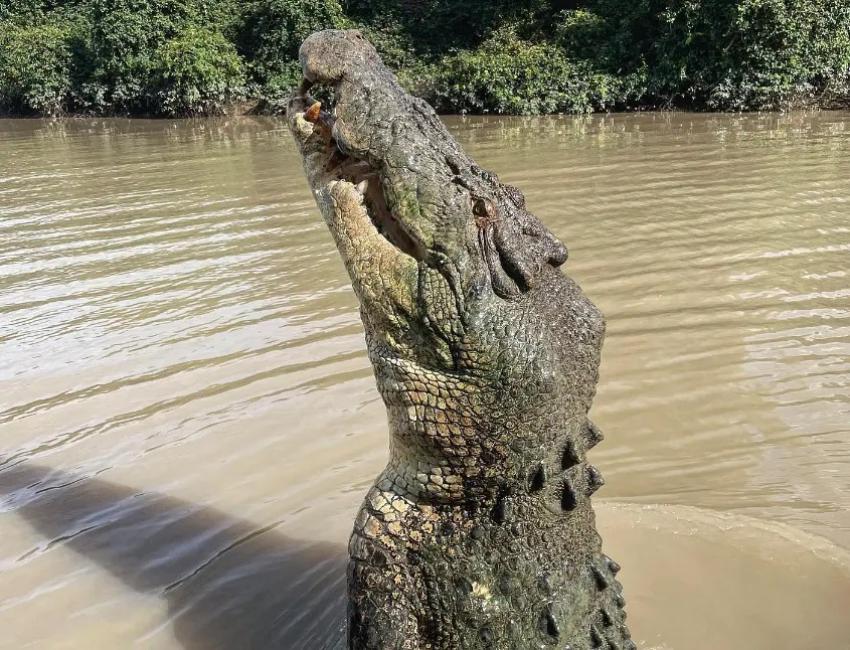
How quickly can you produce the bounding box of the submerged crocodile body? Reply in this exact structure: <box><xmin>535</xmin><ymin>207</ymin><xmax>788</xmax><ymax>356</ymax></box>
<box><xmin>287</xmin><ymin>30</ymin><xmax>630</xmax><ymax>650</ymax></box>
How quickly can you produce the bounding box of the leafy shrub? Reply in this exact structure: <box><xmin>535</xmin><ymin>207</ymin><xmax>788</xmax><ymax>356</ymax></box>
<box><xmin>236</xmin><ymin>0</ymin><xmax>345</xmax><ymax>91</ymax></box>
<box><xmin>0</xmin><ymin>0</ymin><xmax>848</xmax><ymax>115</ymax></box>
<box><xmin>711</xmin><ymin>0</ymin><xmax>850</xmax><ymax>109</ymax></box>
<box><xmin>344</xmin><ymin>0</ymin><xmax>555</xmax><ymax>56</ymax></box>
<box><xmin>66</xmin><ymin>0</ymin><xmax>240</xmax><ymax>113</ymax></box>
<box><xmin>555</xmin><ymin>9</ymin><xmax>608</xmax><ymax>55</ymax></box>
<box><xmin>354</xmin><ymin>22</ymin><xmax>419</xmax><ymax>70</ymax></box>
<box><xmin>577</xmin><ymin>0</ymin><xmax>850</xmax><ymax>109</ymax></box>
<box><xmin>0</xmin><ymin>22</ymin><xmax>72</xmax><ymax>115</ymax></box>
<box><xmin>80</xmin><ymin>0</ymin><xmax>199</xmax><ymax>112</ymax></box>
<box><xmin>150</xmin><ymin>28</ymin><xmax>245</xmax><ymax>116</ymax></box>
<box><xmin>414</xmin><ymin>28</ymin><xmax>634</xmax><ymax>114</ymax></box>
<box><xmin>0</xmin><ymin>1</ymin><xmax>44</xmax><ymax>23</ymax></box>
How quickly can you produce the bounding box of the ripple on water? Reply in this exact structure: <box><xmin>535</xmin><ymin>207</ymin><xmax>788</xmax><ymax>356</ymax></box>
<box><xmin>1</xmin><ymin>113</ymin><xmax>849</xmax><ymax>647</ymax></box>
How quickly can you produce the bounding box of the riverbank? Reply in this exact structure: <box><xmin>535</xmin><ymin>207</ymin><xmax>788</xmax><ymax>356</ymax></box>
<box><xmin>2</xmin><ymin>1</ymin><xmax>848</xmax><ymax>118</ymax></box>
<box><xmin>4</xmin><ymin>97</ymin><xmax>850</xmax><ymax>121</ymax></box>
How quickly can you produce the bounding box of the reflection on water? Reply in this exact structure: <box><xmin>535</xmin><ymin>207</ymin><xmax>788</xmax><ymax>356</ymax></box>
<box><xmin>1</xmin><ymin>113</ymin><xmax>849</xmax><ymax>648</ymax></box>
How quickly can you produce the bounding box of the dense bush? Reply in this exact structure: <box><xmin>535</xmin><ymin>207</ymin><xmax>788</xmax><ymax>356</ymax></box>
<box><xmin>571</xmin><ymin>0</ymin><xmax>850</xmax><ymax>109</ymax></box>
<box><xmin>79</xmin><ymin>0</ymin><xmax>240</xmax><ymax>113</ymax></box>
<box><xmin>236</xmin><ymin>0</ymin><xmax>345</xmax><ymax>85</ymax></box>
<box><xmin>0</xmin><ymin>0</ymin><xmax>848</xmax><ymax>116</ymax></box>
<box><xmin>0</xmin><ymin>1</ymin><xmax>44</xmax><ymax>24</ymax></box>
<box><xmin>709</xmin><ymin>0</ymin><xmax>850</xmax><ymax>109</ymax></box>
<box><xmin>414</xmin><ymin>28</ymin><xmax>635</xmax><ymax>114</ymax></box>
<box><xmin>345</xmin><ymin>0</ymin><xmax>555</xmax><ymax>55</ymax></box>
<box><xmin>0</xmin><ymin>22</ymin><xmax>72</xmax><ymax>115</ymax></box>
<box><xmin>233</xmin><ymin>0</ymin><xmax>346</xmax><ymax>111</ymax></box>
<box><xmin>150</xmin><ymin>28</ymin><xmax>245</xmax><ymax>116</ymax></box>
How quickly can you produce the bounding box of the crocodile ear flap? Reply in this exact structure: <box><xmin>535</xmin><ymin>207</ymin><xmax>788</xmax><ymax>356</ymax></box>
<box><xmin>491</xmin><ymin>212</ymin><xmax>568</xmax><ymax>294</ymax></box>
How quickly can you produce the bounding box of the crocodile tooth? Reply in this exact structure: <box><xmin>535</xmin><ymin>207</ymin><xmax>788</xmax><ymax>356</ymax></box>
<box><xmin>304</xmin><ymin>100</ymin><xmax>322</xmax><ymax>123</ymax></box>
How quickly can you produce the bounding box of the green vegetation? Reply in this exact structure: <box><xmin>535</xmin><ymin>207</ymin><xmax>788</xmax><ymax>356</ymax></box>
<box><xmin>234</xmin><ymin>0</ymin><xmax>347</xmax><ymax>112</ymax></box>
<box><xmin>1</xmin><ymin>0</ymin><xmax>848</xmax><ymax>116</ymax></box>
<box><xmin>0</xmin><ymin>22</ymin><xmax>73</xmax><ymax>116</ymax></box>
<box><xmin>410</xmin><ymin>27</ymin><xmax>641</xmax><ymax>115</ymax></box>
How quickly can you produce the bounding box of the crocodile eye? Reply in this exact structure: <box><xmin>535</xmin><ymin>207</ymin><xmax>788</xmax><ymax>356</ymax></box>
<box><xmin>473</xmin><ymin>197</ymin><xmax>496</xmax><ymax>219</ymax></box>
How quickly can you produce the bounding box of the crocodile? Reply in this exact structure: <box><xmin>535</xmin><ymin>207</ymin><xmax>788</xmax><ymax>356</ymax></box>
<box><xmin>287</xmin><ymin>29</ymin><xmax>631</xmax><ymax>650</ymax></box>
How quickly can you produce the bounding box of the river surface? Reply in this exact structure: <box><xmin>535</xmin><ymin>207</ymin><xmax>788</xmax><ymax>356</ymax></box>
<box><xmin>1</xmin><ymin>113</ymin><xmax>849</xmax><ymax>649</ymax></box>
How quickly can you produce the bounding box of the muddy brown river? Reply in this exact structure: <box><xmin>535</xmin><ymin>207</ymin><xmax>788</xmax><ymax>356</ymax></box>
<box><xmin>1</xmin><ymin>113</ymin><xmax>849</xmax><ymax>649</ymax></box>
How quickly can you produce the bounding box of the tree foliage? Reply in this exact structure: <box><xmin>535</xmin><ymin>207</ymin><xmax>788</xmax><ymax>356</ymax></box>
<box><xmin>0</xmin><ymin>0</ymin><xmax>848</xmax><ymax>116</ymax></box>
<box><xmin>150</xmin><ymin>28</ymin><xmax>245</xmax><ymax>116</ymax></box>
<box><xmin>566</xmin><ymin>0</ymin><xmax>850</xmax><ymax>109</ymax></box>
<box><xmin>414</xmin><ymin>28</ymin><xmax>638</xmax><ymax>114</ymax></box>
<box><xmin>0</xmin><ymin>22</ymin><xmax>72</xmax><ymax>116</ymax></box>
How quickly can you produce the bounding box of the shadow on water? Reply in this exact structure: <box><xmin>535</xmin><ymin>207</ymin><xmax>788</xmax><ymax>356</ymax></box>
<box><xmin>0</xmin><ymin>463</ymin><xmax>347</xmax><ymax>650</ymax></box>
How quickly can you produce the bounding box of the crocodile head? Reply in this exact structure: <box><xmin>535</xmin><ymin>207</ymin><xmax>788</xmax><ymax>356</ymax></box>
<box><xmin>287</xmin><ymin>30</ymin><xmax>605</xmax><ymax>502</ymax></box>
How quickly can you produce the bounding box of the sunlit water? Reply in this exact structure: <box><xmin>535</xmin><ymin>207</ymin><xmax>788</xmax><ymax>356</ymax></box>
<box><xmin>1</xmin><ymin>113</ymin><xmax>849</xmax><ymax>649</ymax></box>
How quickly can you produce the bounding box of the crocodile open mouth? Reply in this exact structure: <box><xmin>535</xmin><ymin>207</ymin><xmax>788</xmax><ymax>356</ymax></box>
<box><xmin>296</xmin><ymin>93</ymin><xmax>425</xmax><ymax>262</ymax></box>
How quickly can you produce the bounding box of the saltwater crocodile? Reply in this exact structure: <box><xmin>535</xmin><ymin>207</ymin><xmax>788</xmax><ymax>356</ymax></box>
<box><xmin>287</xmin><ymin>30</ymin><xmax>631</xmax><ymax>650</ymax></box>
